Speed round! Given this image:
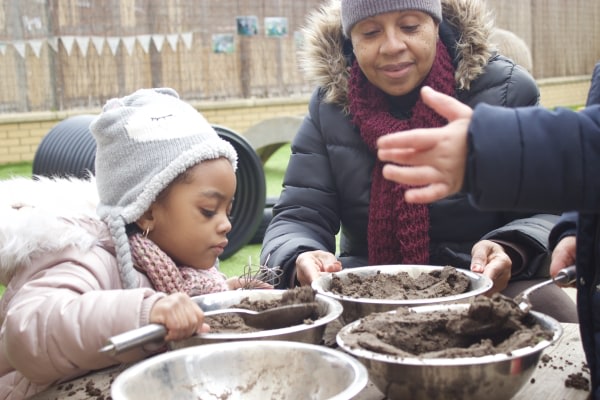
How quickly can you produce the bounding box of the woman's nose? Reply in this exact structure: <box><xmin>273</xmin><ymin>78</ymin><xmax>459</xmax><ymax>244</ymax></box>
<box><xmin>381</xmin><ymin>30</ymin><xmax>407</xmax><ymax>53</ymax></box>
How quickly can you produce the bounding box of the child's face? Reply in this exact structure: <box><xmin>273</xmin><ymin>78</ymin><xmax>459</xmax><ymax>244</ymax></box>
<box><xmin>145</xmin><ymin>158</ymin><xmax>236</xmax><ymax>270</ymax></box>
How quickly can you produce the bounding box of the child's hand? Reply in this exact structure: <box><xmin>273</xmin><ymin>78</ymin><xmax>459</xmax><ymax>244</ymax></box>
<box><xmin>226</xmin><ymin>276</ymin><xmax>274</xmax><ymax>290</ymax></box>
<box><xmin>149</xmin><ymin>293</ymin><xmax>209</xmax><ymax>341</ymax></box>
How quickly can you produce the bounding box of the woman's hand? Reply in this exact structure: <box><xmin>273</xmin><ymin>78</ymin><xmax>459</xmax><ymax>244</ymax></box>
<box><xmin>295</xmin><ymin>250</ymin><xmax>342</xmax><ymax>286</ymax></box>
<box><xmin>149</xmin><ymin>293</ymin><xmax>209</xmax><ymax>341</ymax></box>
<box><xmin>470</xmin><ymin>240</ymin><xmax>512</xmax><ymax>294</ymax></box>
<box><xmin>550</xmin><ymin>235</ymin><xmax>576</xmax><ymax>287</ymax></box>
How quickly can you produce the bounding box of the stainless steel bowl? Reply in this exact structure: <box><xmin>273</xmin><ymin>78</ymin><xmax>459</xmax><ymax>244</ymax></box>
<box><xmin>312</xmin><ymin>264</ymin><xmax>493</xmax><ymax>323</ymax></box>
<box><xmin>168</xmin><ymin>289</ymin><xmax>343</xmax><ymax>349</ymax></box>
<box><xmin>112</xmin><ymin>340</ymin><xmax>369</xmax><ymax>400</ymax></box>
<box><xmin>336</xmin><ymin>303</ymin><xmax>562</xmax><ymax>400</ymax></box>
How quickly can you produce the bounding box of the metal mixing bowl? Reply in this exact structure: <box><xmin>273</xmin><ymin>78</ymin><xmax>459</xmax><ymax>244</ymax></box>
<box><xmin>312</xmin><ymin>264</ymin><xmax>493</xmax><ymax>323</ymax></box>
<box><xmin>112</xmin><ymin>340</ymin><xmax>368</xmax><ymax>400</ymax></box>
<box><xmin>336</xmin><ymin>303</ymin><xmax>563</xmax><ymax>400</ymax></box>
<box><xmin>168</xmin><ymin>289</ymin><xmax>343</xmax><ymax>349</ymax></box>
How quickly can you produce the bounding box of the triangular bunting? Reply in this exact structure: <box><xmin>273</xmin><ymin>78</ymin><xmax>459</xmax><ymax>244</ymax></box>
<box><xmin>181</xmin><ymin>32</ymin><xmax>193</xmax><ymax>50</ymax></box>
<box><xmin>166</xmin><ymin>34</ymin><xmax>179</xmax><ymax>51</ymax></box>
<box><xmin>152</xmin><ymin>34</ymin><xmax>165</xmax><ymax>52</ymax></box>
<box><xmin>28</xmin><ymin>39</ymin><xmax>44</xmax><ymax>58</ymax></box>
<box><xmin>91</xmin><ymin>36</ymin><xmax>105</xmax><ymax>55</ymax></box>
<box><xmin>122</xmin><ymin>36</ymin><xmax>136</xmax><ymax>56</ymax></box>
<box><xmin>47</xmin><ymin>37</ymin><xmax>59</xmax><ymax>52</ymax></box>
<box><xmin>13</xmin><ymin>41</ymin><xmax>26</xmax><ymax>58</ymax></box>
<box><xmin>75</xmin><ymin>36</ymin><xmax>90</xmax><ymax>57</ymax></box>
<box><xmin>107</xmin><ymin>37</ymin><xmax>121</xmax><ymax>56</ymax></box>
<box><xmin>60</xmin><ymin>36</ymin><xmax>75</xmax><ymax>56</ymax></box>
<box><xmin>137</xmin><ymin>34</ymin><xmax>152</xmax><ymax>54</ymax></box>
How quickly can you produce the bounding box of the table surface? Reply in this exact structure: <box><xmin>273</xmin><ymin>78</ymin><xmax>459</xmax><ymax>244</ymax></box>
<box><xmin>28</xmin><ymin>323</ymin><xmax>591</xmax><ymax>400</ymax></box>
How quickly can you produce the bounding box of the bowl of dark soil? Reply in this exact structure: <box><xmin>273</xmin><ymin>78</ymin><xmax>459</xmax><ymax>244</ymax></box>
<box><xmin>312</xmin><ymin>264</ymin><xmax>493</xmax><ymax>323</ymax></box>
<box><xmin>169</xmin><ymin>287</ymin><xmax>343</xmax><ymax>349</ymax></box>
<box><xmin>336</xmin><ymin>294</ymin><xmax>562</xmax><ymax>400</ymax></box>
<box><xmin>112</xmin><ymin>340</ymin><xmax>368</xmax><ymax>400</ymax></box>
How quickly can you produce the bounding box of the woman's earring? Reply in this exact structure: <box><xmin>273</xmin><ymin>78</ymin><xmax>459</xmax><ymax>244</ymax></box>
<box><xmin>143</xmin><ymin>227</ymin><xmax>150</xmax><ymax>238</ymax></box>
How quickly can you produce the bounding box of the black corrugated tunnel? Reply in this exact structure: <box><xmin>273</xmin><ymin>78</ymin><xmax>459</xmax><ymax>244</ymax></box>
<box><xmin>32</xmin><ymin>115</ymin><xmax>266</xmax><ymax>260</ymax></box>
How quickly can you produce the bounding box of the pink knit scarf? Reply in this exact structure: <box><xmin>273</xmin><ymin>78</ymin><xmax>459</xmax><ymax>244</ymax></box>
<box><xmin>347</xmin><ymin>40</ymin><xmax>455</xmax><ymax>265</ymax></box>
<box><xmin>129</xmin><ymin>233</ymin><xmax>228</xmax><ymax>295</ymax></box>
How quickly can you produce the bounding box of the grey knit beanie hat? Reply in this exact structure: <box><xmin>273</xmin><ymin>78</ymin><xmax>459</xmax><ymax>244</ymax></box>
<box><xmin>341</xmin><ymin>0</ymin><xmax>442</xmax><ymax>37</ymax></box>
<box><xmin>89</xmin><ymin>87</ymin><xmax>237</xmax><ymax>288</ymax></box>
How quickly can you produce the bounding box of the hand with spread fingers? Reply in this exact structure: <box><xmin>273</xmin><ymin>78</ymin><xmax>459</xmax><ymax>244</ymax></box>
<box><xmin>377</xmin><ymin>86</ymin><xmax>472</xmax><ymax>204</ymax></box>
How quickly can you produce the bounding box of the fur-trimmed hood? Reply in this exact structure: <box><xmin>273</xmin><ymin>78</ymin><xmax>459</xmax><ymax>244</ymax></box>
<box><xmin>298</xmin><ymin>0</ymin><xmax>495</xmax><ymax>107</ymax></box>
<box><xmin>0</xmin><ymin>176</ymin><xmax>106</xmax><ymax>285</ymax></box>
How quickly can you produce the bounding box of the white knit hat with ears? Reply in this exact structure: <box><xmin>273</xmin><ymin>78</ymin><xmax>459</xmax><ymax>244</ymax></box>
<box><xmin>89</xmin><ymin>87</ymin><xmax>238</xmax><ymax>288</ymax></box>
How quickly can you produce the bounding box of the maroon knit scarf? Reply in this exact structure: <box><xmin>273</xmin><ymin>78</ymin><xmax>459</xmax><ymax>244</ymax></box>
<box><xmin>347</xmin><ymin>40</ymin><xmax>455</xmax><ymax>265</ymax></box>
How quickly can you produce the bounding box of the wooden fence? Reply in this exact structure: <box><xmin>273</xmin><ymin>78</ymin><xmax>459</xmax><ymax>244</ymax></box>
<box><xmin>0</xmin><ymin>0</ymin><xmax>598</xmax><ymax>113</ymax></box>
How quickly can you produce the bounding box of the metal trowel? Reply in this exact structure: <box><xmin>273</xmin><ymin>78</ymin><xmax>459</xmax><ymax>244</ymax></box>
<box><xmin>99</xmin><ymin>303</ymin><xmax>318</xmax><ymax>356</ymax></box>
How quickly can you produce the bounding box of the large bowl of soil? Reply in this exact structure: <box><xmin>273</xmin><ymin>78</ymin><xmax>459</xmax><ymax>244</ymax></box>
<box><xmin>336</xmin><ymin>295</ymin><xmax>562</xmax><ymax>400</ymax></box>
<box><xmin>312</xmin><ymin>264</ymin><xmax>493</xmax><ymax>323</ymax></box>
<box><xmin>169</xmin><ymin>288</ymin><xmax>343</xmax><ymax>349</ymax></box>
<box><xmin>112</xmin><ymin>340</ymin><xmax>369</xmax><ymax>400</ymax></box>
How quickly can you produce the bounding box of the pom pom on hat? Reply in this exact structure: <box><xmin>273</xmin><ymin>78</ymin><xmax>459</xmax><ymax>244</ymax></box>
<box><xmin>89</xmin><ymin>87</ymin><xmax>237</xmax><ymax>288</ymax></box>
<box><xmin>341</xmin><ymin>0</ymin><xmax>442</xmax><ymax>37</ymax></box>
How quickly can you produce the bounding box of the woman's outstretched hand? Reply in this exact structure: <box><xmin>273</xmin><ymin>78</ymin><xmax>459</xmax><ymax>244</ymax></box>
<box><xmin>377</xmin><ymin>86</ymin><xmax>473</xmax><ymax>204</ymax></box>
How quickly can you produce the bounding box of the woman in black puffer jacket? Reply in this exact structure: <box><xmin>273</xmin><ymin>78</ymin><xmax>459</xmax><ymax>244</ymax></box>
<box><xmin>260</xmin><ymin>0</ymin><xmax>577</xmax><ymax>321</ymax></box>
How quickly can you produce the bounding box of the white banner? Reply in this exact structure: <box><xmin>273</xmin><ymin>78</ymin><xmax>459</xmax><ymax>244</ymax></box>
<box><xmin>1</xmin><ymin>32</ymin><xmax>196</xmax><ymax>58</ymax></box>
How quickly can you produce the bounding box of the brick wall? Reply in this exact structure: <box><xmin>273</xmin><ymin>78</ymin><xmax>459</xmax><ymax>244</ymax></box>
<box><xmin>0</xmin><ymin>77</ymin><xmax>592</xmax><ymax>165</ymax></box>
<box><xmin>0</xmin><ymin>96</ymin><xmax>310</xmax><ymax>165</ymax></box>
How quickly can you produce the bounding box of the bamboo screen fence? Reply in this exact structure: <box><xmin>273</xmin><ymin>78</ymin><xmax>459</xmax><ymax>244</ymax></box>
<box><xmin>0</xmin><ymin>0</ymin><xmax>599</xmax><ymax>113</ymax></box>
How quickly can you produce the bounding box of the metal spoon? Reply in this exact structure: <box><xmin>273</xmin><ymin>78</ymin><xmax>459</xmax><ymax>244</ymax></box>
<box><xmin>515</xmin><ymin>265</ymin><xmax>576</xmax><ymax>313</ymax></box>
<box><xmin>99</xmin><ymin>303</ymin><xmax>318</xmax><ymax>356</ymax></box>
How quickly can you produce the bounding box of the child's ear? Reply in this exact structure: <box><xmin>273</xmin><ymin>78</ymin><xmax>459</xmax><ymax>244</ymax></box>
<box><xmin>135</xmin><ymin>208</ymin><xmax>155</xmax><ymax>234</ymax></box>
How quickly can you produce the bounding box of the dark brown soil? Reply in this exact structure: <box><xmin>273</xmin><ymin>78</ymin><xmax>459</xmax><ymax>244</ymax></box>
<box><xmin>538</xmin><ymin>353</ymin><xmax>591</xmax><ymax>391</ymax></box>
<box><xmin>339</xmin><ymin>293</ymin><xmax>554</xmax><ymax>358</ymax></box>
<box><xmin>205</xmin><ymin>286</ymin><xmax>318</xmax><ymax>333</ymax></box>
<box><xmin>329</xmin><ymin>266</ymin><xmax>470</xmax><ymax>299</ymax></box>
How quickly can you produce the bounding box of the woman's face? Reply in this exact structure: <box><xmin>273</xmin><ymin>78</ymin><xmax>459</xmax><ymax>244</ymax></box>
<box><xmin>350</xmin><ymin>10</ymin><xmax>439</xmax><ymax>96</ymax></box>
<box><xmin>140</xmin><ymin>158</ymin><xmax>236</xmax><ymax>270</ymax></box>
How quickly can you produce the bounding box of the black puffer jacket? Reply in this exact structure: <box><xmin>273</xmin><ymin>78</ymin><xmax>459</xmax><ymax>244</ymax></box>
<box><xmin>261</xmin><ymin>0</ymin><xmax>557</xmax><ymax>287</ymax></box>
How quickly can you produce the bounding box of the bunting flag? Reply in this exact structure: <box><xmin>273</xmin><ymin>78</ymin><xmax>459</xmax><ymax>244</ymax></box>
<box><xmin>137</xmin><ymin>34</ymin><xmax>152</xmax><ymax>53</ymax></box>
<box><xmin>181</xmin><ymin>32</ymin><xmax>193</xmax><ymax>50</ymax></box>
<box><xmin>166</xmin><ymin>34</ymin><xmax>179</xmax><ymax>52</ymax></box>
<box><xmin>152</xmin><ymin>34</ymin><xmax>165</xmax><ymax>52</ymax></box>
<box><xmin>1</xmin><ymin>32</ymin><xmax>197</xmax><ymax>59</ymax></box>
<box><xmin>29</xmin><ymin>40</ymin><xmax>44</xmax><ymax>57</ymax></box>
<box><xmin>13</xmin><ymin>41</ymin><xmax>26</xmax><ymax>58</ymax></box>
<box><xmin>106</xmin><ymin>37</ymin><xmax>121</xmax><ymax>56</ymax></box>
<box><xmin>60</xmin><ymin>36</ymin><xmax>75</xmax><ymax>56</ymax></box>
<box><xmin>75</xmin><ymin>36</ymin><xmax>90</xmax><ymax>57</ymax></box>
<box><xmin>47</xmin><ymin>37</ymin><xmax>59</xmax><ymax>53</ymax></box>
<box><xmin>122</xmin><ymin>36</ymin><xmax>136</xmax><ymax>56</ymax></box>
<box><xmin>91</xmin><ymin>36</ymin><xmax>105</xmax><ymax>55</ymax></box>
